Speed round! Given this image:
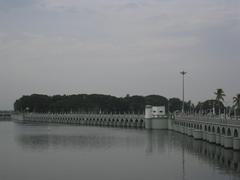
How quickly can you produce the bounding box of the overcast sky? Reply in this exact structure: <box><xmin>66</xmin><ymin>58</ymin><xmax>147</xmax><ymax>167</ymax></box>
<box><xmin>0</xmin><ymin>0</ymin><xmax>240</xmax><ymax>110</ymax></box>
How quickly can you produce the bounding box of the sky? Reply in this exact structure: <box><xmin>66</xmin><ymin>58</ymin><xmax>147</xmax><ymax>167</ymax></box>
<box><xmin>0</xmin><ymin>0</ymin><xmax>240</xmax><ymax>110</ymax></box>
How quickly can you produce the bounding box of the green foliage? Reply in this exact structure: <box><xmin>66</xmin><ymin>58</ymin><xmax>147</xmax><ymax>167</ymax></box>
<box><xmin>14</xmin><ymin>94</ymin><xmax>50</xmax><ymax>113</ymax></box>
<box><xmin>14</xmin><ymin>94</ymin><xmax>181</xmax><ymax>114</ymax></box>
<box><xmin>145</xmin><ymin>95</ymin><xmax>168</xmax><ymax>106</ymax></box>
<box><xmin>195</xmin><ymin>99</ymin><xmax>225</xmax><ymax>114</ymax></box>
<box><xmin>214</xmin><ymin>88</ymin><xmax>226</xmax><ymax>115</ymax></box>
<box><xmin>233</xmin><ymin>94</ymin><xmax>240</xmax><ymax>116</ymax></box>
<box><xmin>214</xmin><ymin>88</ymin><xmax>225</xmax><ymax>102</ymax></box>
<box><xmin>233</xmin><ymin>94</ymin><xmax>240</xmax><ymax>109</ymax></box>
<box><xmin>168</xmin><ymin>98</ymin><xmax>182</xmax><ymax>113</ymax></box>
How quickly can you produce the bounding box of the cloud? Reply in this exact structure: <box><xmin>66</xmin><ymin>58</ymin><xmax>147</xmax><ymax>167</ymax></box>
<box><xmin>0</xmin><ymin>0</ymin><xmax>39</xmax><ymax>10</ymax></box>
<box><xmin>0</xmin><ymin>0</ymin><xmax>240</xmax><ymax>109</ymax></box>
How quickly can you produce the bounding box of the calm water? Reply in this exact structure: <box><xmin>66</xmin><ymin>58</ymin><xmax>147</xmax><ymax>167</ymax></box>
<box><xmin>0</xmin><ymin>121</ymin><xmax>240</xmax><ymax>180</ymax></box>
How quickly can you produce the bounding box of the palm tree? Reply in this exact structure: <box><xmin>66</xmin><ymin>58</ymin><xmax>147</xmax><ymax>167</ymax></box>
<box><xmin>233</xmin><ymin>94</ymin><xmax>240</xmax><ymax>117</ymax></box>
<box><xmin>214</xmin><ymin>88</ymin><xmax>225</xmax><ymax>115</ymax></box>
<box><xmin>196</xmin><ymin>101</ymin><xmax>202</xmax><ymax>114</ymax></box>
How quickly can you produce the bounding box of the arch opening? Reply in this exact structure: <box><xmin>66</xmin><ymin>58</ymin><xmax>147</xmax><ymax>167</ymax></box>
<box><xmin>208</xmin><ymin>126</ymin><xmax>211</xmax><ymax>132</ymax></box>
<box><xmin>227</xmin><ymin>128</ymin><xmax>231</xmax><ymax>136</ymax></box>
<box><xmin>212</xmin><ymin>126</ymin><xmax>215</xmax><ymax>133</ymax></box>
<box><xmin>234</xmin><ymin>129</ymin><xmax>239</xmax><ymax>137</ymax></box>
<box><xmin>222</xmin><ymin>127</ymin><xmax>226</xmax><ymax>135</ymax></box>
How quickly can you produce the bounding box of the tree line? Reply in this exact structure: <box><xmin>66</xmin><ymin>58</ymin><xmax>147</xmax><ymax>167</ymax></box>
<box><xmin>195</xmin><ymin>89</ymin><xmax>240</xmax><ymax>116</ymax></box>
<box><xmin>14</xmin><ymin>90</ymin><xmax>240</xmax><ymax>116</ymax></box>
<box><xmin>14</xmin><ymin>94</ymin><xmax>192</xmax><ymax>114</ymax></box>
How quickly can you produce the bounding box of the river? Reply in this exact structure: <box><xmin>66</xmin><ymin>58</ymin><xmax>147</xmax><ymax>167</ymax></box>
<box><xmin>0</xmin><ymin>121</ymin><xmax>239</xmax><ymax>180</ymax></box>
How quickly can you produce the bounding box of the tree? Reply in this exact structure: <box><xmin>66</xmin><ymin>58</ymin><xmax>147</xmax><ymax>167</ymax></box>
<box><xmin>233</xmin><ymin>94</ymin><xmax>240</xmax><ymax>108</ymax></box>
<box><xmin>214</xmin><ymin>89</ymin><xmax>225</xmax><ymax>115</ymax></box>
<box><xmin>233</xmin><ymin>94</ymin><xmax>240</xmax><ymax>116</ymax></box>
<box><xmin>14</xmin><ymin>93</ymin><xmax>169</xmax><ymax>114</ymax></box>
<box><xmin>194</xmin><ymin>99</ymin><xmax>224</xmax><ymax>115</ymax></box>
<box><xmin>168</xmin><ymin>98</ymin><xmax>182</xmax><ymax>113</ymax></box>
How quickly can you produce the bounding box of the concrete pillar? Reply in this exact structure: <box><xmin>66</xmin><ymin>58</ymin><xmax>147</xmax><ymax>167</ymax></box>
<box><xmin>127</xmin><ymin>121</ymin><xmax>131</xmax><ymax>128</ymax></box>
<box><xmin>233</xmin><ymin>138</ymin><xmax>240</xmax><ymax>150</ymax></box>
<box><xmin>216</xmin><ymin>134</ymin><xmax>221</xmax><ymax>144</ymax></box>
<box><xmin>187</xmin><ymin>128</ymin><xmax>191</xmax><ymax>136</ymax></box>
<box><xmin>145</xmin><ymin>105</ymin><xmax>152</xmax><ymax>129</ymax></box>
<box><xmin>206</xmin><ymin>132</ymin><xmax>211</xmax><ymax>142</ymax></box>
<box><xmin>168</xmin><ymin>118</ymin><xmax>172</xmax><ymax>130</ymax></box>
<box><xmin>177</xmin><ymin>124</ymin><xmax>181</xmax><ymax>133</ymax></box>
<box><xmin>181</xmin><ymin>126</ymin><xmax>185</xmax><ymax>134</ymax></box>
<box><xmin>220</xmin><ymin>135</ymin><xmax>225</xmax><ymax>146</ymax></box>
<box><xmin>193</xmin><ymin>130</ymin><xmax>202</xmax><ymax>140</ymax></box>
<box><xmin>184</xmin><ymin>125</ymin><xmax>187</xmax><ymax>134</ymax></box>
<box><xmin>208</xmin><ymin>133</ymin><xmax>216</xmax><ymax>143</ymax></box>
<box><xmin>190</xmin><ymin>128</ymin><xmax>193</xmax><ymax>137</ymax></box>
<box><xmin>202</xmin><ymin>131</ymin><xmax>207</xmax><ymax>140</ymax></box>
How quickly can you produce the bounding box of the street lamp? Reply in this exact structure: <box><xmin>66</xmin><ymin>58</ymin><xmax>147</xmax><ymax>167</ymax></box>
<box><xmin>180</xmin><ymin>71</ymin><xmax>187</xmax><ymax>180</ymax></box>
<box><xmin>180</xmin><ymin>71</ymin><xmax>187</xmax><ymax>113</ymax></box>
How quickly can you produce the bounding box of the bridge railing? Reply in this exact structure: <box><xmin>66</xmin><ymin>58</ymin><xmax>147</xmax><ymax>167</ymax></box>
<box><xmin>23</xmin><ymin>112</ymin><xmax>145</xmax><ymax>119</ymax></box>
<box><xmin>175</xmin><ymin>114</ymin><xmax>240</xmax><ymax>126</ymax></box>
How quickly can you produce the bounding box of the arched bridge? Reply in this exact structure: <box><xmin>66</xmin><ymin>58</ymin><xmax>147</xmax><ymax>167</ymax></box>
<box><xmin>173</xmin><ymin>115</ymin><xmax>240</xmax><ymax>150</ymax></box>
<box><xmin>22</xmin><ymin>113</ymin><xmax>146</xmax><ymax>128</ymax></box>
<box><xmin>11</xmin><ymin>111</ymin><xmax>240</xmax><ymax>151</ymax></box>
<box><xmin>0</xmin><ymin>111</ymin><xmax>11</xmax><ymax>120</ymax></box>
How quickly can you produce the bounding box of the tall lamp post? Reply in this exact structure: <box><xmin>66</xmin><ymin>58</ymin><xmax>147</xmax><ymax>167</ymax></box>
<box><xmin>180</xmin><ymin>71</ymin><xmax>187</xmax><ymax>180</ymax></box>
<box><xmin>180</xmin><ymin>71</ymin><xmax>187</xmax><ymax>113</ymax></box>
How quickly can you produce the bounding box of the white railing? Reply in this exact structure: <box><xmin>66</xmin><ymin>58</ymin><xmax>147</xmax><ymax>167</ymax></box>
<box><xmin>175</xmin><ymin>114</ymin><xmax>240</xmax><ymax>126</ymax></box>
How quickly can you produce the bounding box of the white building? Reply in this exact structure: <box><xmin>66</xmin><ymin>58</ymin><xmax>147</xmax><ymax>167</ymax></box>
<box><xmin>152</xmin><ymin>106</ymin><xmax>166</xmax><ymax>117</ymax></box>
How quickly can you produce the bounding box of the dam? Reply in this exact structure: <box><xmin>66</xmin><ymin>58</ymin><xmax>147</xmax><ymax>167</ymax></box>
<box><xmin>0</xmin><ymin>111</ymin><xmax>11</xmax><ymax>120</ymax></box>
<box><xmin>12</xmin><ymin>105</ymin><xmax>240</xmax><ymax>150</ymax></box>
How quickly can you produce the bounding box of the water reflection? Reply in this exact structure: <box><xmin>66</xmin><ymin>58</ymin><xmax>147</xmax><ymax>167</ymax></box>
<box><xmin>14</xmin><ymin>123</ymin><xmax>145</xmax><ymax>151</ymax></box>
<box><xmin>169</xmin><ymin>132</ymin><xmax>240</xmax><ymax>176</ymax></box>
<box><xmin>145</xmin><ymin>130</ymin><xmax>170</xmax><ymax>154</ymax></box>
<box><xmin>14</xmin><ymin>123</ymin><xmax>240</xmax><ymax>178</ymax></box>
